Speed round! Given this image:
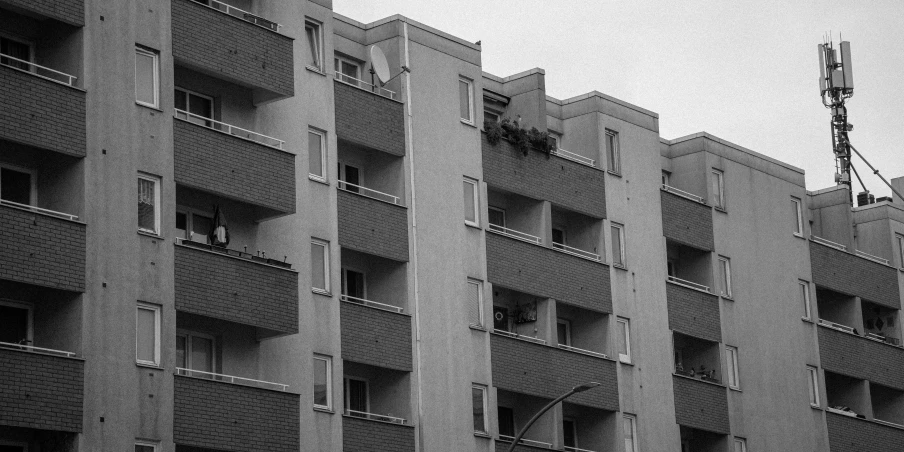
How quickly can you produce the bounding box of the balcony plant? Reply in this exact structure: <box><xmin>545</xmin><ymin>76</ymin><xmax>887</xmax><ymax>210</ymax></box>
<box><xmin>484</xmin><ymin>118</ymin><xmax>554</xmax><ymax>157</ymax></box>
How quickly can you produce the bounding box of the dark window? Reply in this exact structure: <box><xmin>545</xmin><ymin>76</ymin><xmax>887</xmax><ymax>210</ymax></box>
<box><xmin>552</xmin><ymin>228</ymin><xmax>565</xmax><ymax>245</ymax></box>
<box><xmin>563</xmin><ymin>419</ymin><xmax>576</xmax><ymax>447</ymax></box>
<box><xmin>0</xmin><ymin>304</ymin><xmax>29</xmax><ymax>344</ymax></box>
<box><xmin>346</xmin><ymin>379</ymin><xmax>368</xmax><ymax>413</ymax></box>
<box><xmin>342</xmin><ymin>269</ymin><xmax>365</xmax><ymax>299</ymax></box>
<box><xmin>0</xmin><ymin>37</ymin><xmax>30</xmax><ymax>70</ymax></box>
<box><xmin>0</xmin><ymin>167</ymin><xmax>32</xmax><ymax>205</ymax></box>
<box><xmin>498</xmin><ymin>406</ymin><xmax>515</xmax><ymax>437</ymax></box>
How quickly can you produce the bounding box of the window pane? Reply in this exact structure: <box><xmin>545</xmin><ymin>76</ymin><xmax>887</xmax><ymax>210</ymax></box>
<box><xmin>176</xmin><ymin>335</ymin><xmax>186</xmax><ymax>368</ymax></box>
<box><xmin>311</xmin><ymin>243</ymin><xmax>326</xmax><ymax>291</ymax></box>
<box><xmin>1</xmin><ymin>37</ymin><xmax>31</xmax><ymax>70</ymax></box>
<box><xmin>563</xmin><ymin>419</ymin><xmax>576</xmax><ymax>447</ymax></box>
<box><xmin>611</xmin><ymin>226</ymin><xmax>623</xmax><ymax>265</ymax></box>
<box><xmin>136</xmin><ymin>308</ymin><xmax>156</xmax><ymax>363</ymax></box>
<box><xmin>800</xmin><ymin>282</ymin><xmax>810</xmax><ymax>318</ymax></box>
<box><xmin>468</xmin><ymin>281</ymin><xmax>481</xmax><ymax>326</ymax></box>
<box><xmin>191</xmin><ymin>336</ymin><xmax>213</xmax><ymax>372</ymax></box>
<box><xmin>463</xmin><ymin>181</ymin><xmax>476</xmax><ymax>223</ymax></box>
<box><xmin>344</xmin><ymin>270</ymin><xmax>364</xmax><ymax>299</ymax></box>
<box><xmin>0</xmin><ymin>167</ymin><xmax>31</xmax><ymax>205</ymax></box>
<box><xmin>309</xmin><ymin>132</ymin><xmax>324</xmax><ymax>177</ymax></box>
<box><xmin>557</xmin><ymin>322</ymin><xmax>569</xmax><ymax>345</ymax></box>
<box><xmin>0</xmin><ymin>305</ymin><xmax>29</xmax><ymax>344</ymax></box>
<box><xmin>607</xmin><ymin>132</ymin><xmax>618</xmax><ymax>172</ymax></box>
<box><xmin>459</xmin><ymin>80</ymin><xmax>471</xmax><ymax>121</ymax></box>
<box><xmin>138</xmin><ymin>178</ymin><xmax>156</xmax><ymax>232</ymax></box>
<box><xmin>726</xmin><ymin>348</ymin><xmax>738</xmax><ymax>387</ymax></box>
<box><xmin>188</xmin><ymin>93</ymin><xmax>212</xmax><ymax>120</ymax></box>
<box><xmin>617</xmin><ymin>321</ymin><xmax>628</xmax><ymax>356</ymax></box>
<box><xmin>174</xmin><ymin>89</ymin><xmax>187</xmax><ymax>111</ymax></box>
<box><xmin>488</xmin><ymin>208</ymin><xmax>505</xmax><ymax>227</ymax></box>
<box><xmin>135</xmin><ymin>51</ymin><xmax>156</xmax><ymax>105</ymax></box>
<box><xmin>497</xmin><ymin>406</ymin><xmax>514</xmax><ymax>437</ymax></box>
<box><xmin>313</xmin><ymin>358</ymin><xmax>329</xmax><ymax>407</ymax></box>
<box><xmin>472</xmin><ymin>387</ymin><xmax>486</xmax><ymax>433</ymax></box>
<box><xmin>808</xmin><ymin>368</ymin><xmax>818</xmax><ymax>405</ymax></box>
<box><xmin>191</xmin><ymin>214</ymin><xmax>213</xmax><ymax>244</ymax></box>
<box><xmin>623</xmin><ymin>417</ymin><xmax>635</xmax><ymax>452</ymax></box>
<box><xmin>720</xmin><ymin>259</ymin><xmax>730</xmax><ymax>296</ymax></box>
<box><xmin>712</xmin><ymin>171</ymin><xmax>723</xmax><ymax>207</ymax></box>
<box><xmin>305</xmin><ymin>24</ymin><xmax>320</xmax><ymax>68</ymax></box>
<box><xmin>792</xmin><ymin>199</ymin><xmax>801</xmax><ymax>233</ymax></box>
<box><xmin>347</xmin><ymin>379</ymin><xmax>367</xmax><ymax>412</ymax></box>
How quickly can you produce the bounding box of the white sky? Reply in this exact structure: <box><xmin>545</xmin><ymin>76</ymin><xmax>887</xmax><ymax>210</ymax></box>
<box><xmin>334</xmin><ymin>0</ymin><xmax>904</xmax><ymax>197</ymax></box>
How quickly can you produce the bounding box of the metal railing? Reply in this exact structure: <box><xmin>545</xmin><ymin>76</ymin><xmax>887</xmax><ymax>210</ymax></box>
<box><xmin>335</xmin><ymin>73</ymin><xmax>397</xmax><ymax>100</ymax></box>
<box><xmin>564</xmin><ymin>447</ymin><xmax>597</xmax><ymax>452</ymax></box>
<box><xmin>552</xmin><ymin>148</ymin><xmax>596</xmax><ymax>167</ymax></box>
<box><xmin>855</xmin><ymin>249</ymin><xmax>890</xmax><ymax>266</ymax></box>
<box><xmin>552</xmin><ymin>242</ymin><xmax>601</xmax><ymax>261</ymax></box>
<box><xmin>340</xmin><ymin>294</ymin><xmax>404</xmax><ymax>313</ymax></box>
<box><xmin>667</xmin><ymin>275</ymin><xmax>711</xmax><ymax>293</ymax></box>
<box><xmin>196</xmin><ymin>0</ymin><xmax>282</xmax><ymax>32</ymax></box>
<box><xmin>0</xmin><ymin>199</ymin><xmax>79</xmax><ymax>221</ymax></box>
<box><xmin>497</xmin><ymin>435</ymin><xmax>553</xmax><ymax>449</ymax></box>
<box><xmin>488</xmin><ymin>224</ymin><xmax>542</xmax><ymax>244</ymax></box>
<box><xmin>174</xmin><ymin>109</ymin><xmax>285</xmax><ymax>150</ymax></box>
<box><xmin>493</xmin><ymin>329</ymin><xmax>547</xmax><ymax>345</ymax></box>
<box><xmin>1</xmin><ymin>52</ymin><xmax>78</xmax><ymax>87</ymax></box>
<box><xmin>338</xmin><ymin>181</ymin><xmax>402</xmax><ymax>205</ymax></box>
<box><xmin>811</xmin><ymin>235</ymin><xmax>847</xmax><ymax>251</ymax></box>
<box><xmin>0</xmin><ymin>341</ymin><xmax>77</xmax><ymax>358</ymax></box>
<box><xmin>557</xmin><ymin>344</ymin><xmax>609</xmax><ymax>359</ymax></box>
<box><xmin>818</xmin><ymin>319</ymin><xmax>856</xmax><ymax>334</ymax></box>
<box><xmin>176</xmin><ymin>367</ymin><xmax>288</xmax><ymax>391</ymax></box>
<box><xmin>661</xmin><ymin>184</ymin><xmax>705</xmax><ymax>204</ymax></box>
<box><xmin>345</xmin><ymin>409</ymin><xmax>408</xmax><ymax>425</ymax></box>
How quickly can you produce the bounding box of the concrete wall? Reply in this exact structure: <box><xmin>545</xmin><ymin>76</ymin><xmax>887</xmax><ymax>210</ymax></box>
<box><xmin>0</xmin><ymin>348</ymin><xmax>84</xmax><ymax>432</ymax></box>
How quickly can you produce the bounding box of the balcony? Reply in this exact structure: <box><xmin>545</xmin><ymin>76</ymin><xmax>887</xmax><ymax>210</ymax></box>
<box><xmin>672</xmin><ymin>375</ymin><xmax>729</xmax><ymax>434</ymax></box>
<box><xmin>495</xmin><ymin>436</ymin><xmax>555</xmax><ymax>452</ymax></box>
<box><xmin>0</xmin><ymin>344</ymin><xmax>83</xmax><ymax>433</ymax></box>
<box><xmin>810</xmin><ymin>238</ymin><xmax>900</xmax><ymax>309</ymax></box>
<box><xmin>0</xmin><ymin>201</ymin><xmax>85</xmax><ymax>292</ymax></box>
<box><xmin>334</xmin><ymin>80</ymin><xmax>405</xmax><ymax>157</ymax></box>
<box><xmin>340</xmin><ymin>299</ymin><xmax>412</xmax><ymax>371</ymax></box>
<box><xmin>174</xmin><ymin>241</ymin><xmax>299</xmax><ymax>337</ymax></box>
<box><xmin>173</xmin><ymin>370</ymin><xmax>300</xmax><ymax>452</ymax></box>
<box><xmin>666</xmin><ymin>282</ymin><xmax>721</xmax><ymax>342</ymax></box>
<box><xmin>818</xmin><ymin>324</ymin><xmax>904</xmax><ymax>390</ymax></box>
<box><xmin>337</xmin><ymin>188</ymin><xmax>409</xmax><ymax>263</ymax></box>
<box><xmin>173</xmin><ymin>114</ymin><xmax>295</xmax><ymax>219</ymax></box>
<box><xmin>343</xmin><ymin>414</ymin><xmax>415</xmax><ymax>452</ymax></box>
<box><xmin>0</xmin><ymin>0</ymin><xmax>85</xmax><ymax>26</ymax></box>
<box><xmin>826</xmin><ymin>410</ymin><xmax>904</xmax><ymax>452</ymax></box>
<box><xmin>661</xmin><ymin>187</ymin><xmax>713</xmax><ymax>251</ymax></box>
<box><xmin>171</xmin><ymin>0</ymin><xmax>294</xmax><ymax>104</ymax></box>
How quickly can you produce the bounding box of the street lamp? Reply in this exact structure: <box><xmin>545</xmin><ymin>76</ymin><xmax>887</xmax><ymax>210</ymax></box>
<box><xmin>506</xmin><ymin>381</ymin><xmax>602</xmax><ymax>452</ymax></box>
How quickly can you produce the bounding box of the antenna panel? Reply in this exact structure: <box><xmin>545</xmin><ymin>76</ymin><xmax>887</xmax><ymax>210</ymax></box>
<box><xmin>818</xmin><ymin>44</ymin><xmax>827</xmax><ymax>93</ymax></box>
<box><xmin>840</xmin><ymin>41</ymin><xmax>854</xmax><ymax>91</ymax></box>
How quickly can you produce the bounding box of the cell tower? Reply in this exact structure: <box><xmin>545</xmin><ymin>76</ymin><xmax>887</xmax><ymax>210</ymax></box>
<box><xmin>817</xmin><ymin>37</ymin><xmax>855</xmax><ymax>201</ymax></box>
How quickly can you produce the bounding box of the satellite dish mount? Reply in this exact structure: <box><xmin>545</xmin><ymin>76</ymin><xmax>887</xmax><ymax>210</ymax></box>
<box><xmin>368</xmin><ymin>45</ymin><xmax>410</xmax><ymax>95</ymax></box>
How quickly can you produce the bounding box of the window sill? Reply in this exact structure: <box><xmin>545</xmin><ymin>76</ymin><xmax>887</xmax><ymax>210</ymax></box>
<box><xmin>811</xmin><ymin>404</ymin><xmax>822</xmax><ymax>411</ymax></box>
<box><xmin>309</xmin><ymin>174</ymin><xmax>329</xmax><ymax>186</ymax></box>
<box><xmin>474</xmin><ymin>432</ymin><xmax>492</xmax><ymax>439</ymax></box>
<box><xmin>469</xmin><ymin>324</ymin><xmax>488</xmax><ymax>332</ymax></box>
<box><xmin>137</xmin><ymin>230</ymin><xmax>164</xmax><ymax>240</ymax></box>
<box><xmin>460</xmin><ymin>119</ymin><xmax>477</xmax><ymax>128</ymax></box>
<box><xmin>314</xmin><ymin>406</ymin><xmax>334</xmax><ymax>414</ymax></box>
<box><xmin>793</xmin><ymin>233</ymin><xmax>806</xmax><ymax>240</ymax></box>
<box><xmin>612</xmin><ymin>263</ymin><xmax>628</xmax><ymax>271</ymax></box>
<box><xmin>714</xmin><ymin>206</ymin><xmax>728</xmax><ymax>214</ymax></box>
<box><xmin>729</xmin><ymin>387</ymin><xmax>742</xmax><ymax>393</ymax></box>
<box><xmin>802</xmin><ymin>317</ymin><xmax>814</xmax><ymax>324</ymax></box>
<box><xmin>135</xmin><ymin>102</ymin><xmax>164</xmax><ymax>113</ymax></box>
<box><xmin>720</xmin><ymin>295</ymin><xmax>734</xmax><ymax>301</ymax></box>
<box><xmin>619</xmin><ymin>359</ymin><xmax>634</xmax><ymax>366</ymax></box>
<box><xmin>306</xmin><ymin>66</ymin><xmax>326</xmax><ymax>76</ymax></box>
<box><xmin>607</xmin><ymin>170</ymin><xmax>622</xmax><ymax>178</ymax></box>
<box><xmin>312</xmin><ymin>289</ymin><xmax>332</xmax><ymax>297</ymax></box>
<box><xmin>136</xmin><ymin>362</ymin><xmax>164</xmax><ymax>371</ymax></box>
<box><xmin>465</xmin><ymin>222</ymin><xmax>482</xmax><ymax>230</ymax></box>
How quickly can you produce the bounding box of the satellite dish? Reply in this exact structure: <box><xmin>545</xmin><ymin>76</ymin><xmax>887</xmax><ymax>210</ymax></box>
<box><xmin>369</xmin><ymin>45</ymin><xmax>391</xmax><ymax>84</ymax></box>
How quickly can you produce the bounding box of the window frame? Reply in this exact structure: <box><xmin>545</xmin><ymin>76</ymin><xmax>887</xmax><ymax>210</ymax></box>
<box><xmin>725</xmin><ymin>345</ymin><xmax>740</xmax><ymax>390</ymax></box>
<box><xmin>136</xmin><ymin>302</ymin><xmax>161</xmax><ymax>366</ymax></box>
<box><xmin>792</xmin><ymin>196</ymin><xmax>804</xmax><ymax>237</ymax></box>
<box><xmin>174</xmin><ymin>87</ymin><xmax>215</xmax><ymax>125</ymax></box>
<box><xmin>308</xmin><ymin>128</ymin><xmax>327</xmax><ymax>182</ymax></box>
<box><xmin>611</xmin><ymin>222</ymin><xmax>626</xmax><ymax>267</ymax></box>
<box><xmin>0</xmin><ymin>163</ymin><xmax>37</xmax><ymax>206</ymax></box>
<box><xmin>661</xmin><ymin>170</ymin><xmax>671</xmax><ymax>186</ymax></box>
<box><xmin>712</xmin><ymin>168</ymin><xmax>725</xmax><ymax>209</ymax></box>
<box><xmin>334</xmin><ymin>53</ymin><xmax>361</xmax><ymax>83</ymax></box>
<box><xmin>557</xmin><ymin>318</ymin><xmax>572</xmax><ymax>346</ymax></box>
<box><xmin>617</xmin><ymin>317</ymin><xmax>632</xmax><ymax>364</ymax></box>
<box><xmin>344</xmin><ymin>376</ymin><xmax>370</xmax><ymax>414</ymax></box>
<box><xmin>807</xmin><ymin>365</ymin><xmax>820</xmax><ymax>407</ymax></box>
<box><xmin>467</xmin><ymin>278</ymin><xmax>484</xmax><ymax>327</ymax></box>
<box><xmin>176</xmin><ymin>329</ymin><xmax>217</xmax><ymax>372</ymax></box>
<box><xmin>488</xmin><ymin>206</ymin><xmax>506</xmax><ymax>228</ymax></box>
<box><xmin>459</xmin><ymin>76</ymin><xmax>474</xmax><ymax>124</ymax></box>
<box><xmin>472</xmin><ymin>384</ymin><xmax>489</xmax><ymax>435</ymax></box>
<box><xmin>311</xmin><ymin>238</ymin><xmax>331</xmax><ymax>295</ymax></box>
<box><xmin>0</xmin><ymin>298</ymin><xmax>34</xmax><ymax>345</ymax></box>
<box><xmin>135</xmin><ymin>440</ymin><xmax>158</xmax><ymax>452</ymax></box>
<box><xmin>549</xmin><ymin>133</ymin><xmax>561</xmax><ymax>150</ymax></box>
<box><xmin>304</xmin><ymin>19</ymin><xmax>323</xmax><ymax>71</ymax></box>
<box><xmin>313</xmin><ymin>354</ymin><xmax>333</xmax><ymax>411</ymax></box>
<box><xmin>799</xmin><ymin>280</ymin><xmax>812</xmax><ymax>320</ymax></box>
<box><xmin>135</xmin><ymin>46</ymin><xmax>159</xmax><ymax>109</ymax></box>
<box><xmin>733</xmin><ymin>437</ymin><xmax>747</xmax><ymax>452</ymax></box>
<box><xmin>896</xmin><ymin>234</ymin><xmax>904</xmax><ymax>269</ymax></box>
<box><xmin>340</xmin><ymin>267</ymin><xmax>367</xmax><ymax>300</ymax></box>
<box><xmin>175</xmin><ymin>206</ymin><xmax>214</xmax><ymax>244</ymax></box>
<box><xmin>137</xmin><ymin>173</ymin><xmax>161</xmax><ymax>235</ymax></box>
<box><xmin>623</xmin><ymin>414</ymin><xmax>638</xmax><ymax>452</ymax></box>
<box><xmin>605</xmin><ymin>129</ymin><xmax>620</xmax><ymax>174</ymax></box>
<box><xmin>718</xmin><ymin>256</ymin><xmax>732</xmax><ymax>298</ymax></box>
<box><xmin>563</xmin><ymin>417</ymin><xmax>578</xmax><ymax>448</ymax></box>
<box><xmin>463</xmin><ymin>177</ymin><xmax>480</xmax><ymax>227</ymax></box>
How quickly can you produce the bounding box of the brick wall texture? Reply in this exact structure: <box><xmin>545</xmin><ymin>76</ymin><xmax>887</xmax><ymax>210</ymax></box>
<box><xmin>490</xmin><ymin>334</ymin><xmax>619</xmax><ymax>411</ymax></box>
<box><xmin>340</xmin><ymin>301</ymin><xmax>412</xmax><ymax>372</ymax></box>
<box><xmin>174</xmin><ymin>375</ymin><xmax>300</xmax><ymax>452</ymax></box>
<box><xmin>672</xmin><ymin>375</ymin><xmax>729</xmax><ymax>434</ymax></box>
<box><xmin>486</xmin><ymin>232</ymin><xmax>611</xmax><ymax>313</ymax></box>
<box><xmin>334</xmin><ymin>81</ymin><xmax>406</xmax><ymax>156</ymax></box>
<box><xmin>818</xmin><ymin>326</ymin><xmax>904</xmax><ymax>390</ymax></box>
<box><xmin>661</xmin><ymin>190</ymin><xmax>714</xmax><ymax>251</ymax></box>
<box><xmin>173</xmin><ymin>119</ymin><xmax>296</xmax><ymax>215</ymax></box>
<box><xmin>482</xmin><ymin>134</ymin><xmax>606</xmax><ymax>219</ymax></box>
<box><xmin>337</xmin><ymin>189</ymin><xmax>409</xmax><ymax>262</ymax></box>
<box><xmin>174</xmin><ymin>244</ymin><xmax>299</xmax><ymax>335</ymax></box>
<box><xmin>810</xmin><ymin>241</ymin><xmax>900</xmax><ymax>308</ymax></box>
<box><xmin>666</xmin><ymin>282</ymin><xmax>721</xmax><ymax>342</ymax></box>
<box><xmin>0</xmin><ymin>348</ymin><xmax>83</xmax><ymax>432</ymax></box>
<box><xmin>0</xmin><ymin>66</ymin><xmax>85</xmax><ymax>157</ymax></box>
<box><xmin>171</xmin><ymin>0</ymin><xmax>294</xmax><ymax>97</ymax></box>
<box><xmin>1</xmin><ymin>0</ymin><xmax>84</xmax><ymax>26</ymax></box>
<box><xmin>0</xmin><ymin>204</ymin><xmax>85</xmax><ymax>292</ymax></box>
<box><xmin>826</xmin><ymin>411</ymin><xmax>904</xmax><ymax>452</ymax></box>
<box><xmin>342</xmin><ymin>415</ymin><xmax>415</xmax><ymax>452</ymax></box>
<box><xmin>494</xmin><ymin>441</ymin><xmax>552</xmax><ymax>452</ymax></box>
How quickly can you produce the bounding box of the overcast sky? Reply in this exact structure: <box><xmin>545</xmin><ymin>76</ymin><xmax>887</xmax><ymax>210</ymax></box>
<box><xmin>334</xmin><ymin>1</ymin><xmax>904</xmax><ymax>197</ymax></box>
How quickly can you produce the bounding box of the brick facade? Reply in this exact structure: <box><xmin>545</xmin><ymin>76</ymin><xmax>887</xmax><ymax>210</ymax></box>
<box><xmin>810</xmin><ymin>241</ymin><xmax>900</xmax><ymax>308</ymax></box>
<box><xmin>666</xmin><ymin>282</ymin><xmax>721</xmax><ymax>342</ymax></box>
<box><xmin>334</xmin><ymin>81</ymin><xmax>406</xmax><ymax>156</ymax></box>
<box><xmin>171</xmin><ymin>0</ymin><xmax>294</xmax><ymax>98</ymax></box>
<box><xmin>0</xmin><ymin>66</ymin><xmax>85</xmax><ymax>157</ymax></box>
<box><xmin>490</xmin><ymin>333</ymin><xmax>619</xmax><ymax>411</ymax></box>
<box><xmin>0</xmin><ymin>204</ymin><xmax>85</xmax><ymax>292</ymax></box>
<box><xmin>482</xmin><ymin>134</ymin><xmax>606</xmax><ymax>219</ymax></box>
<box><xmin>818</xmin><ymin>325</ymin><xmax>904</xmax><ymax>390</ymax></box>
<box><xmin>342</xmin><ymin>415</ymin><xmax>415</xmax><ymax>452</ymax></box>
<box><xmin>174</xmin><ymin>244</ymin><xmax>299</xmax><ymax>335</ymax></box>
<box><xmin>826</xmin><ymin>411</ymin><xmax>904</xmax><ymax>452</ymax></box>
<box><xmin>661</xmin><ymin>190</ymin><xmax>714</xmax><ymax>251</ymax></box>
<box><xmin>340</xmin><ymin>301</ymin><xmax>412</xmax><ymax>372</ymax></box>
<box><xmin>1</xmin><ymin>0</ymin><xmax>84</xmax><ymax>26</ymax></box>
<box><xmin>0</xmin><ymin>347</ymin><xmax>84</xmax><ymax>432</ymax></box>
<box><xmin>486</xmin><ymin>232</ymin><xmax>611</xmax><ymax>313</ymax></box>
<box><xmin>173</xmin><ymin>119</ymin><xmax>296</xmax><ymax>216</ymax></box>
<box><xmin>337</xmin><ymin>189</ymin><xmax>409</xmax><ymax>262</ymax></box>
<box><xmin>173</xmin><ymin>375</ymin><xmax>300</xmax><ymax>452</ymax></box>
<box><xmin>672</xmin><ymin>375</ymin><xmax>730</xmax><ymax>434</ymax></box>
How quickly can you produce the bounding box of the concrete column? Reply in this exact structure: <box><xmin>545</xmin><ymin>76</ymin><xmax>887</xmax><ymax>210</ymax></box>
<box><xmin>541</xmin><ymin>200</ymin><xmax>553</xmax><ymax>248</ymax></box>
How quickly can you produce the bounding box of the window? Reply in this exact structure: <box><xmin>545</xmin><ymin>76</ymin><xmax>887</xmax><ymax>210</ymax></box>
<box><xmin>552</xmin><ymin>228</ymin><xmax>566</xmax><ymax>246</ymax></box>
<box><xmin>725</xmin><ymin>346</ymin><xmax>740</xmax><ymax>389</ymax></box>
<box><xmin>174</xmin><ymin>87</ymin><xmax>214</xmax><ymax>126</ymax></box>
<box><xmin>557</xmin><ymin>319</ymin><xmax>571</xmax><ymax>346</ymax></box>
<box><xmin>468</xmin><ymin>279</ymin><xmax>484</xmax><ymax>327</ymax></box>
<box><xmin>623</xmin><ymin>414</ymin><xmax>638</xmax><ymax>452</ymax></box>
<box><xmin>308</xmin><ymin>128</ymin><xmax>327</xmax><ymax>181</ymax></box>
<box><xmin>135</xmin><ymin>441</ymin><xmax>157</xmax><ymax>452</ymax></box>
<box><xmin>733</xmin><ymin>438</ymin><xmax>747</xmax><ymax>452</ymax></box>
<box><xmin>1</xmin><ymin>35</ymin><xmax>32</xmax><ymax>70</ymax></box>
<box><xmin>497</xmin><ymin>406</ymin><xmax>514</xmax><ymax>437</ymax></box>
<box><xmin>459</xmin><ymin>77</ymin><xmax>474</xmax><ymax>124</ymax></box>
<box><xmin>605</xmin><ymin>130</ymin><xmax>620</xmax><ymax>174</ymax></box>
<box><xmin>135</xmin><ymin>47</ymin><xmax>159</xmax><ymax>108</ymax></box>
<box><xmin>563</xmin><ymin>418</ymin><xmax>577</xmax><ymax>448</ymax></box>
<box><xmin>799</xmin><ymin>280</ymin><xmax>812</xmax><ymax>320</ymax></box>
<box><xmin>792</xmin><ymin>197</ymin><xmax>803</xmax><ymax>236</ymax></box>
<box><xmin>304</xmin><ymin>19</ymin><xmax>322</xmax><ymax>70</ymax></box>
<box><xmin>0</xmin><ymin>440</ymin><xmax>29</xmax><ymax>452</ymax></box>
<box><xmin>488</xmin><ymin>207</ymin><xmax>506</xmax><ymax>228</ymax></box>
<box><xmin>0</xmin><ymin>300</ymin><xmax>33</xmax><ymax>345</ymax></box>
<box><xmin>807</xmin><ymin>366</ymin><xmax>820</xmax><ymax>407</ymax></box>
<box><xmin>137</xmin><ymin>174</ymin><xmax>160</xmax><ymax>234</ymax></box>
<box><xmin>313</xmin><ymin>355</ymin><xmax>332</xmax><ymax>410</ymax></box>
<box><xmin>549</xmin><ymin>133</ymin><xmax>561</xmax><ymax>150</ymax></box>
<box><xmin>611</xmin><ymin>223</ymin><xmax>625</xmax><ymax>267</ymax></box>
<box><xmin>897</xmin><ymin>234</ymin><xmax>904</xmax><ymax>269</ymax></box>
<box><xmin>176</xmin><ymin>330</ymin><xmax>215</xmax><ymax>372</ymax></box>
<box><xmin>493</xmin><ymin>306</ymin><xmax>510</xmax><ymax>332</ymax></box>
<box><xmin>472</xmin><ymin>384</ymin><xmax>488</xmax><ymax>434</ymax></box>
<box><xmin>338</xmin><ymin>162</ymin><xmax>360</xmax><ymax>192</ymax></box>
<box><xmin>0</xmin><ymin>164</ymin><xmax>36</xmax><ymax>205</ymax></box>
<box><xmin>661</xmin><ymin>170</ymin><xmax>670</xmax><ymax>186</ymax></box>
<box><xmin>311</xmin><ymin>239</ymin><xmax>330</xmax><ymax>294</ymax></box>
<box><xmin>483</xmin><ymin>109</ymin><xmax>501</xmax><ymax>123</ymax></box>
<box><xmin>718</xmin><ymin>256</ymin><xmax>732</xmax><ymax>298</ymax></box>
<box><xmin>463</xmin><ymin>178</ymin><xmax>479</xmax><ymax>227</ymax></box>
<box><xmin>617</xmin><ymin>317</ymin><xmax>631</xmax><ymax>363</ymax></box>
<box><xmin>175</xmin><ymin>208</ymin><xmax>213</xmax><ymax>244</ymax></box>
<box><xmin>711</xmin><ymin>169</ymin><xmax>725</xmax><ymax>209</ymax></box>
<box><xmin>136</xmin><ymin>303</ymin><xmax>160</xmax><ymax>366</ymax></box>
<box><xmin>341</xmin><ymin>268</ymin><xmax>365</xmax><ymax>300</ymax></box>
<box><xmin>344</xmin><ymin>377</ymin><xmax>369</xmax><ymax>414</ymax></box>
<box><xmin>334</xmin><ymin>54</ymin><xmax>360</xmax><ymax>84</ymax></box>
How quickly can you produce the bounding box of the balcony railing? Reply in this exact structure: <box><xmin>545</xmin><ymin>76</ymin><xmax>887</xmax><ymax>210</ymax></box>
<box><xmin>1</xmin><ymin>53</ymin><xmax>78</xmax><ymax>87</ymax></box>
<box><xmin>667</xmin><ymin>275</ymin><xmax>711</xmax><ymax>293</ymax></box>
<box><xmin>497</xmin><ymin>435</ymin><xmax>553</xmax><ymax>449</ymax></box>
<box><xmin>552</xmin><ymin>148</ymin><xmax>595</xmax><ymax>167</ymax></box>
<box><xmin>855</xmin><ymin>249</ymin><xmax>891</xmax><ymax>266</ymax></box>
<box><xmin>818</xmin><ymin>318</ymin><xmax>856</xmax><ymax>334</ymax></box>
<box><xmin>565</xmin><ymin>447</ymin><xmax>597</xmax><ymax>452</ymax></box>
<box><xmin>175</xmin><ymin>237</ymin><xmax>292</xmax><ymax>269</ymax></box>
<box><xmin>174</xmin><ymin>109</ymin><xmax>285</xmax><ymax>150</ymax></box>
<box><xmin>335</xmin><ymin>73</ymin><xmax>397</xmax><ymax>100</ymax></box>
<box><xmin>662</xmin><ymin>184</ymin><xmax>705</xmax><ymax>204</ymax></box>
<box><xmin>193</xmin><ymin>0</ymin><xmax>281</xmax><ymax>32</ymax></box>
<box><xmin>866</xmin><ymin>332</ymin><xmax>902</xmax><ymax>346</ymax></box>
<box><xmin>488</xmin><ymin>224</ymin><xmax>542</xmax><ymax>244</ymax></box>
<box><xmin>0</xmin><ymin>341</ymin><xmax>76</xmax><ymax>358</ymax></box>
<box><xmin>176</xmin><ymin>367</ymin><xmax>288</xmax><ymax>391</ymax></box>
<box><xmin>811</xmin><ymin>235</ymin><xmax>847</xmax><ymax>251</ymax></box>
<box><xmin>552</xmin><ymin>242</ymin><xmax>601</xmax><ymax>261</ymax></box>
<box><xmin>338</xmin><ymin>180</ymin><xmax>401</xmax><ymax>205</ymax></box>
<box><xmin>558</xmin><ymin>343</ymin><xmax>609</xmax><ymax>359</ymax></box>
<box><xmin>0</xmin><ymin>199</ymin><xmax>79</xmax><ymax>221</ymax></box>
<box><xmin>340</xmin><ymin>294</ymin><xmax>404</xmax><ymax>313</ymax></box>
<box><xmin>345</xmin><ymin>409</ymin><xmax>408</xmax><ymax>425</ymax></box>
<box><xmin>492</xmin><ymin>328</ymin><xmax>547</xmax><ymax>345</ymax></box>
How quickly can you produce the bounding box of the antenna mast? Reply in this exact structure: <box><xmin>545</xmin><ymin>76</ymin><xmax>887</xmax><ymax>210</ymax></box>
<box><xmin>818</xmin><ymin>36</ymin><xmax>855</xmax><ymax>204</ymax></box>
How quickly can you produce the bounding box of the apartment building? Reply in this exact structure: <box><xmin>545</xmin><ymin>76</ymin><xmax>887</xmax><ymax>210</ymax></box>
<box><xmin>2</xmin><ymin>1</ymin><xmax>904</xmax><ymax>451</ymax></box>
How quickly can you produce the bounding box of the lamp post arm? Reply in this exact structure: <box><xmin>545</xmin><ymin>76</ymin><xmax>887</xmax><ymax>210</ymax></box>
<box><xmin>505</xmin><ymin>389</ymin><xmax>576</xmax><ymax>452</ymax></box>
